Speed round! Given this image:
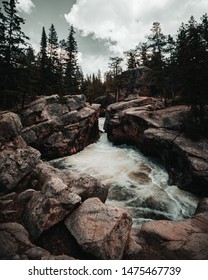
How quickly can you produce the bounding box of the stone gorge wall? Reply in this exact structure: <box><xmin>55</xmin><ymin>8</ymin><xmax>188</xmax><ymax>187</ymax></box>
<box><xmin>104</xmin><ymin>97</ymin><xmax>208</xmax><ymax>196</ymax></box>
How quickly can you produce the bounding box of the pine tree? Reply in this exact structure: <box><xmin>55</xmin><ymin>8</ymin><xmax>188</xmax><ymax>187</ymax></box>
<box><xmin>0</xmin><ymin>0</ymin><xmax>29</xmax><ymax>108</ymax></box>
<box><xmin>39</xmin><ymin>27</ymin><xmax>48</xmax><ymax>94</ymax></box>
<box><xmin>124</xmin><ymin>49</ymin><xmax>138</xmax><ymax>69</ymax></box>
<box><xmin>19</xmin><ymin>46</ymin><xmax>39</xmax><ymax>108</ymax></box>
<box><xmin>48</xmin><ymin>24</ymin><xmax>59</xmax><ymax>93</ymax></box>
<box><xmin>65</xmin><ymin>25</ymin><xmax>79</xmax><ymax>95</ymax></box>
<box><xmin>146</xmin><ymin>22</ymin><xmax>167</xmax><ymax>98</ymax></box>
<box><xmin>108</xmin><ymin>56</ymin><xmax>123</xmax><ymax>102</ymax></box>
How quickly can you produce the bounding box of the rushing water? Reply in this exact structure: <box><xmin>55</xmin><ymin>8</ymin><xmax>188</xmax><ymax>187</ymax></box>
<box><xmin>51</xmin><ymin>118</ymin><xmax>199</xmax><ymax>227</ymax></box>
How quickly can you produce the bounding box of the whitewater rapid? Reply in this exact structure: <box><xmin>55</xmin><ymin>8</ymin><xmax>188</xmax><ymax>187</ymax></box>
<box><xmin>51</xmin><ymin>118</ymin><xmax>199</xmax><ymax>227</ymax></box>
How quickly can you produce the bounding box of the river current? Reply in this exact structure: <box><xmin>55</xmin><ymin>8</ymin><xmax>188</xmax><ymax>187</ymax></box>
<box><xmin>51</xmin><ymin>118</ymin><xmax>199</xmax><ymax>227</ymax></box>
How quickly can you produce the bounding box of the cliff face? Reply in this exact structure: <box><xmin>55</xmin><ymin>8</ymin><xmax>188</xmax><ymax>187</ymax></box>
<box><xmin>20</xmin><ymin>94</ymin><xmax>100</xmax><ymax>160</ymax></box>
<box><xmin>104</xmin><ymin>97</ymin><xmax>208</xmax><ymax>196</ymax></box>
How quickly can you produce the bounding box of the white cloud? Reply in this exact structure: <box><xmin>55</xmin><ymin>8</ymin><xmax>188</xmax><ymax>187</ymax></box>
<box><xmin>16</xmin><ymin>0</ymin><xmax>35</xmax><ymax>14</ymax></box>
<box><xmin>65</xmin><ymin>0</ymin><xmax>208</xmax><ymax>75</ymax></box>
<box><xmin>79</xmin><ymin>52</ymin><xmax>110</xmax><ymax>78</ymax></box>
<box><xmin>65</xmin><ymin>0</ymin><xmax>208</xmax><ymax>54</ymax></box>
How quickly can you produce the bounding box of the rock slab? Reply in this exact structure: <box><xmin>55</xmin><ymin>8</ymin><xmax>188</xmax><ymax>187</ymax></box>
<box><xmin>65</xmin><ymin>197</ymin><xmax>132</xmax><ymax>259</ymax></box>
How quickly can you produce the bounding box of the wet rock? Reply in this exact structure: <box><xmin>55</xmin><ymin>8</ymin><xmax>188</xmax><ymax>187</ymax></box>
<box><xmin>65</xmin><ymin>197</ymin><xmax>132</xmax><ymax>259</ymax></box>
<box><xmin>128</xmin><ymin>171</ymin><xmax>151</xmax><ymax>184</ymax></box>
<box><xmin>140</xmin><ymin>213</ymin><xmax>208</xmax><ymax>259</ymax></box>
<box><xmin>20</xmin><ymin>95</ymin><xmax>100</xmax><ymax>160</ymax></box>
<box><xmin>105</xmin><ymin>98</ymin><xmax>208</xmax><ymax>195</ymax></box>
<box><xmin>195</xmin><ymin>198</ymin><xmax>208</xmax><ymax>214</ymax></box>
<box><xmin>143</xmin><ymin>128</ymin><xmax>208</xmax><ymax>195</ymax></box>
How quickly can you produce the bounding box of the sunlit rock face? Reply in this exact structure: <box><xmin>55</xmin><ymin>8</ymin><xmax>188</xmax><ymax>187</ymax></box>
<box><xmin>20</xmin><ymin>94</ymin><xmax>100</xmax><ymax>160</ymax></box>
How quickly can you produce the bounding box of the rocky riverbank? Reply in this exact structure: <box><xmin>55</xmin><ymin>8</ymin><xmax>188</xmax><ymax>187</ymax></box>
<box><xmin>1</xmin><ymin>96</ymin><xmax>208</xmax><ymax>260</ymax></box>
<box><xmin>104</xmin><ymin>97</ymin><xmax>208</xmax><ymax>196</ymax></box>
<box><xmin>0</xmin><ymin>99</ymin><xmax>132</xmax><ymax>260</ymax></box>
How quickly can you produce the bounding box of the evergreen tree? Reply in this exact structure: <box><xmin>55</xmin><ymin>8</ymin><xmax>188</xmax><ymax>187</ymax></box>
<box><xmin>124</xmin><ymin>48</ymin><xmax>138</xmax><ymax>69</ymax></box>
<box><xmin>65</xmin><ymin>25</ymin><xmax>79</xmax><ymax>95</ymax></box>
<box><xmin>39</xmin><ymin>27</ymin><xmax>48</xmax><ymax>94</ymax></box>
<box><xmin>108</xmin><ymin>56</ymin><xmax>123</xmax><ymax>101</ymax></box>
<box><xmin>146</xmin><ymin>22</ymin><xmax>168</xmax><ymax>98</ymax></box>
<box><xmin>48</xmin><ymin>24</ymin><xmax>59</xmax><ymax>93</ymax></box>
<box><xmin>0</xmin><ymin>0</ymin><xmax>29</xmax><ymax>108</ymax></box>
<box><xmin>19</xmin><ymin>46</ymin><xmax>39</xmax><ymax>108</ymax></box>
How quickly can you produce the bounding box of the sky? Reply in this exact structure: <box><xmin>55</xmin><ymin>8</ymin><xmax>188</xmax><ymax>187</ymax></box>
<box><xmin>1</xmin><ymin>0</ymin><xmax>208</xmax><ymax>76</ymax></box>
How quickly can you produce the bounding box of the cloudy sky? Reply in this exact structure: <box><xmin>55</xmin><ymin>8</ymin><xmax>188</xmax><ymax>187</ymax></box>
<box><xmin>1</xmin><ymin>0</ymin><xmax>208</xmax><ymax>76</ymax></box>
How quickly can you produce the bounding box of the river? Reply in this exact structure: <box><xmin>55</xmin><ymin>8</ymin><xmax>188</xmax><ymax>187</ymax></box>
<box><xmin>51</xmin><ymin>118</ymin><xmax>199</xmax><ymax>227</ymax></box>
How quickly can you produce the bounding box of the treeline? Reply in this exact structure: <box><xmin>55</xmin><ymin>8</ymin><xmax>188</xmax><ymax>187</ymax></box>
<box><xmin>105</xmin><ymin>15</ymin><xmax>208</xmax><ymax>137</ymax></box>
<box><xmin>0</xmin><ymin>0</ymin><xmax>105</xmax><ymax>109</ymax></box>
<box><xmin>0</xmin><ymin>1</ymin><xmax>208</xmax><ymax>137</ymax></box>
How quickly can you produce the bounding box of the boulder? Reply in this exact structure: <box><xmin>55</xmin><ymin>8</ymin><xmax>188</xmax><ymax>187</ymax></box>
<box><xmin>25</xmin><ymin>162</ymin><xmax>108</xmax><ymax>203</ymax></box>
<box><xmin>65</xmin><ymin>197</ymin><xmax>132</xmax><ymax>260</ymax></box>
<box><xmin>0</xmin><ymin>146</ymin><xmax>41</xmax><ymax>192</ymax></box>
<box><xmin>0</xmin><ymin>112</ymin><xmax>22</xmax><ymax>144</ymax></box>
<box><xmin>20</xmin><ymin>95</ymin><xmax>100</xmax><ymax>160</ymax></box>
<box><xmin>0</xmin><ymin>111</ymin><xmax>41</xmax><ymax>193</ymax></box>
<box><xmin>140</xmin><ymin>213</ymin><xmax>208</xmax><ymax>259</ymax></box>
<box><xmin>0</xmin><ymin>222</ymin><xmax>32</xmax><ymax>259</ymax></box>
<box><xmin>0</xmin><ymin>222</ymin><xmax>74</xmax><ymax>260</ymax></box>
<box><xmin>23</xmin><ymin>188</ymin><xmax>81</xmax><ymax>240</ymax></box>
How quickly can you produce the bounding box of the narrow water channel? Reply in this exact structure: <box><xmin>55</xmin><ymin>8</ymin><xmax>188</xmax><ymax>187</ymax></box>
<box><xmin>51</xmin><ymin>118</ymin><xmax>199</xmax><ymax>227</ymax></box>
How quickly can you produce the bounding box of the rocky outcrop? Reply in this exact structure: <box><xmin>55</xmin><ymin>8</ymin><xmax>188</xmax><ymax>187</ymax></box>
<box><xmin>20</xmin><ymin>95</ymin><xmax>100</xmax><ymax>160</ymax></box>
<box><xmin>65</xmin><ymin>197</ymin><xmax>132</xmax><ymax>259</ymax></box>
<box><xmin>139</xmin><ymin>212</ymin><xmax>208</xmax><ymax>259</ymax></box>
<box><xmin>104</xmin><ymin>98</ymin><xmax>208</xmax><ymax>195</ymax></box>
<box><xmin>1</xmin><ymin>108</ymin><xmax>132</xmax><ymax>260</ymax></box>
<box><xmin>0</xmin><ymin>112</ymin><xmax>41</xmax><ymax>193</ymax></box>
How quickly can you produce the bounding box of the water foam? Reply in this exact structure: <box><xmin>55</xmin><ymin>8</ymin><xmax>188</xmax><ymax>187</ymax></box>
<box><xmin>51</xmin><ymin>118</ymin><xmax>199</xmax><ymax>227</ymax></box>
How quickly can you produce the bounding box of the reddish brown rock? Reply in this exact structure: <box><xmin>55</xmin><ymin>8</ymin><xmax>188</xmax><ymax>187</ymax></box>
<box><xmin>105</xmin><ymin>98</ymin><xmax>208</xmax><ymax>195</ymax></box>
<box><xmin>65</xmin><ymin>197</ymin><xmax>132</xmax><ymax>259</ymax></box>
<box><xmin>140</xmin><ymin>213</ymin><xmax>208</xmax><ymax>259</ymax></box>
<box><xmin>20</xmin><ymin>95</ymin><xmax>100</xmax><ymax>160</ymax></box>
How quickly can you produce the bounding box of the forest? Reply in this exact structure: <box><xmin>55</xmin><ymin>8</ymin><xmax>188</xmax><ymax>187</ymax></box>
<box><xmin>0</xmin><ymin>0</ymin><xmax>208</xmax><ymax>138</ymax></box>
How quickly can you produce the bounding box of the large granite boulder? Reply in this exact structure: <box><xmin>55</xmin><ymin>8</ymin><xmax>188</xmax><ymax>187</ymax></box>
<box><xmin>20</xmin><ymin>95</ymin><xmax>100</xmax><ymax>160</ymax></box>
<box><xmin>23</xmin><ymin>189</ymin><xmax>81</xmax><ymax>240</ymax></box>
<box><xmin>139</xmin><ymin>212</ymin><xmax>208</xmax><ymax>259</ymax></box>
<box><xmin>65</xmin><ymin>197</ymin><xmax>132</xmax><ymax>260</ymax></box>
<box><xmin>104</xmin><ymin>98</ymin><xmax>208</xmax><ymax>195</ymax></box>
<box><xmin>0</xmin><ymin>112</ymin><xmax>41</xmax><ymax>193</ymax></box>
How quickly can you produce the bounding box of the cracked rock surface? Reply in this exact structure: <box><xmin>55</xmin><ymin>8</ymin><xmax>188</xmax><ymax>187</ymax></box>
<box><xmin>65</xmin><ymin>197</ymin><xmax>132</xmax><ymax>259</ymax></box>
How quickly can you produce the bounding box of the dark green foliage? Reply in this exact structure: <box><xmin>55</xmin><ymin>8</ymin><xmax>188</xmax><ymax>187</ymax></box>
<box><xmin>0</xmin><ymin>0</ymin><xmax>29</xmax><ymax>109</ymax></box>
<box><xmin>82</xmin><ymin>71</ymin><xmax>104</xmax><ymax>104</ymax></box>
<box><xmin>65</xmin><ymin>25</ymin><xmax>80</xmax><ymax>95</ymax></box>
